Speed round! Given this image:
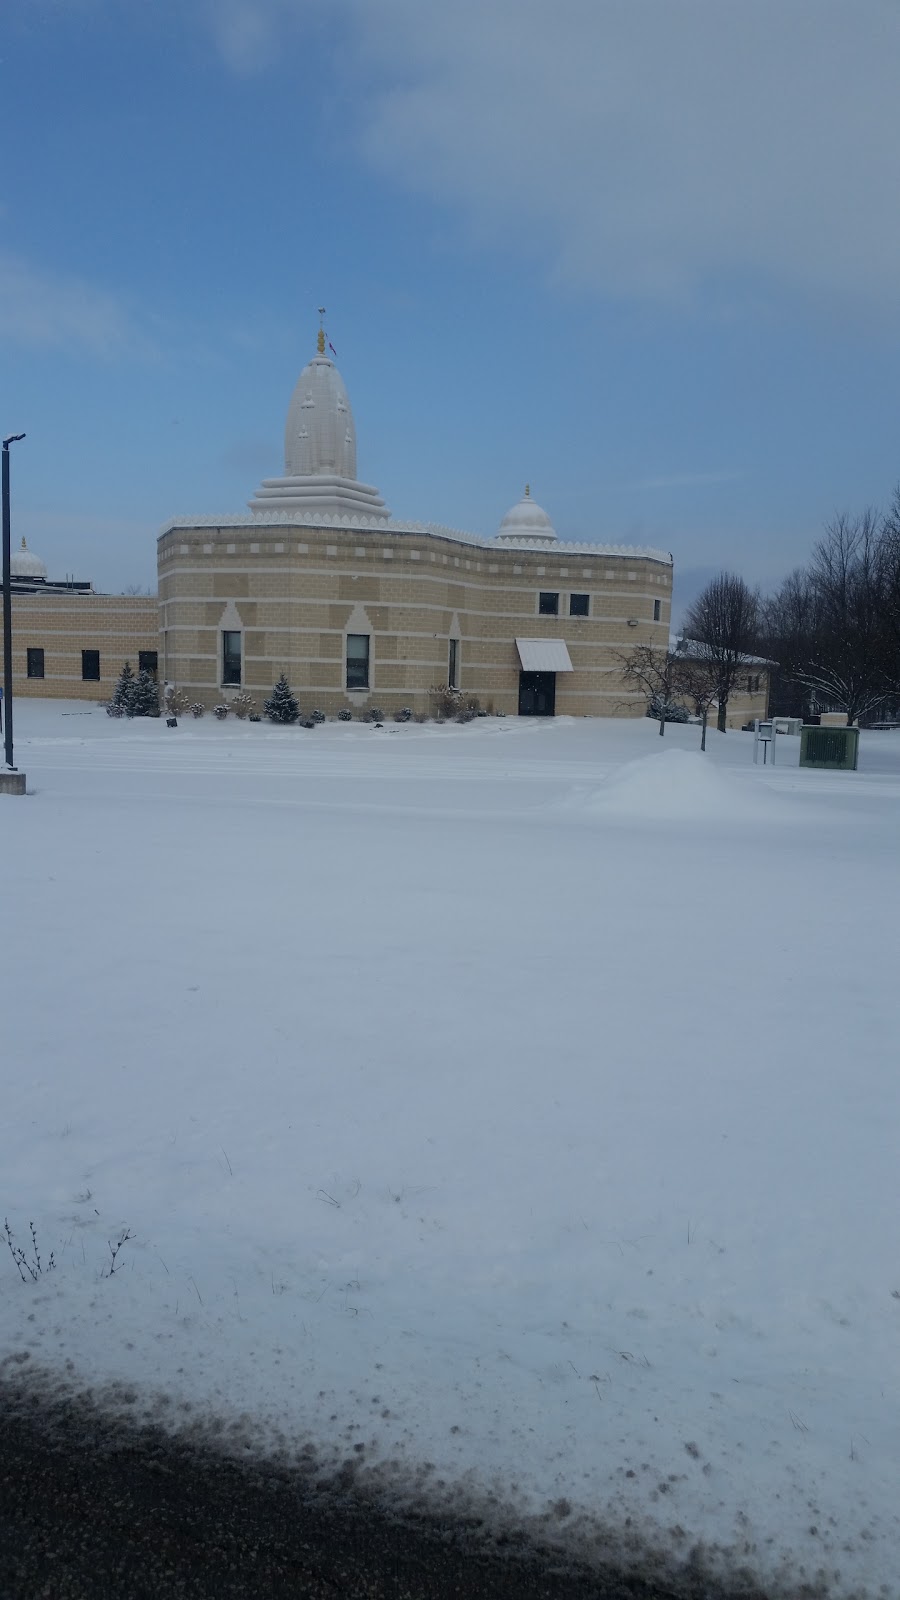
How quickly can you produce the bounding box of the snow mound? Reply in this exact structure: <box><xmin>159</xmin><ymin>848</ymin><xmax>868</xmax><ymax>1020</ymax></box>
<box><xmin>589</xmin><ymin>747</ymin><xmax>777</xmax><ymax>823</ymax></box>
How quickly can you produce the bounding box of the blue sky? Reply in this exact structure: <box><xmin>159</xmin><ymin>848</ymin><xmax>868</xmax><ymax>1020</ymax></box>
<box><xmin>2</xmin><ymin>0</ymin><xmax>900</xmax><ymax>611</ymax></box>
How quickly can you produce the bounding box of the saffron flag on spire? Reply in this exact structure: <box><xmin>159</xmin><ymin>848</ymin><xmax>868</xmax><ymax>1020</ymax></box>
<box><xmin>329</xmin><ymin>341</ymin><xmax>338</xmax><ymax>358</ymax></box>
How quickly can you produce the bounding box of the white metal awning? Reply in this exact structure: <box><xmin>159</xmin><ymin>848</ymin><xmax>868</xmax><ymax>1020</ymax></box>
<box><xmin>515</xmin><ymin>638</ymin><xmax>574</xmax><ymax>673</ymax></box>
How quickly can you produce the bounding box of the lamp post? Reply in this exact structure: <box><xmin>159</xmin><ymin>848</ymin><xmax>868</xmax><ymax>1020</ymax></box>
<box><xmin>2</xmin><ymin>433</ymin><xmax>26</xmax><ymax>772</ymax></box>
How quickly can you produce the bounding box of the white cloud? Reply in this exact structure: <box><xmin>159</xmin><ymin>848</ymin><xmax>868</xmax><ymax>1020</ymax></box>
<box><xmin>207</xmin><ymin>0</ymin><xmax>900</xmax><ymax>314</ymax></box>
<box><xmin>0</xmin><ymin>251</ymin><xmax>153</xmax><ymax>358</ymax></box>
<box><xmin>202</xmin><ymin>0</ymin><xmax>317</xmax><ymax>74</ymax></box>
<box><xmin>204</xmin><ymin>0</ymin><xmax>280</xmax><ymax>73</ymax></box>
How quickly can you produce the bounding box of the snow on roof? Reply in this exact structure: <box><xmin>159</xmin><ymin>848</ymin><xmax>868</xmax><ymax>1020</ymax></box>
<box><xmin>674</xmin><ymin>636</ymin><xmax>775</xmax><ymax>666</ymax></box>
<box><xmin>515</xmin><ymin>638</ymin><xmax>574</xmax><ymax>672</ymax></box>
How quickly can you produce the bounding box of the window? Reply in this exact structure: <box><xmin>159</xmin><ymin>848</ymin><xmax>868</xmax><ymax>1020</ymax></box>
<box><xmin>222</xmin><ymin>631</ymin><xmax>241</xmax><ymax>686</ymax></box>
<box><xmin>747</xmin><ymin>674</ymin><xmax>761</xmax><ymax>693</ymax></box>
<box><xmin>569</xmin><ymin>593</ymin><xmax>589</xmax><ymax>617</ymax></box>
<box><xmin>81</xmin><ymin>650</ymin><xmax>100</xmax><ymax>681</ymax></box>
<box><xmin>26</xmin><ymin>648</ymin><xmax>44</xmax><ymax>679</ymax></box>
<box><xmin>448</xmin><ymin>638</ymin><xmax>459</xmax><ymax>689</ymax></box>
<box><xmin>139</xmin><ymin>650</ymin><xmax>158</xmax><ymax>679</ymax></box>
<box><xmin>538</xmin><ymin>591</ymin><xmax>559</xmax><ymax>616</ymax></box>
<box><xmin>346</xmin><ymin>633</ymin><xmax>370</xmax><ymax>690</ymax></box>
<box><xmin>653</xmin><ymin>599</ymin><xmax>661</xmax><ymax>621</ymax></box>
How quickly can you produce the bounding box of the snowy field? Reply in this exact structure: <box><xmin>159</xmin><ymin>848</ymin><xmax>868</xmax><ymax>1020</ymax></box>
<box><xmin>1</xmin><ymin>702</ymin><xmax>899</xmax><ymax>1598</ymax></box>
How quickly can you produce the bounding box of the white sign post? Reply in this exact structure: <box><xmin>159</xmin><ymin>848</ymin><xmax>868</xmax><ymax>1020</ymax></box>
<box><xmin>753</xmin><ymin>719</ymin><xmax>776</xmax><ymax>765</ymax></box>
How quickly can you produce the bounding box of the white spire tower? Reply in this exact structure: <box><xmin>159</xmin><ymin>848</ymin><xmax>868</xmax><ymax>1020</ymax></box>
<box><xmin>250</xmin><ymin>314</ymin><xmax>390</xmax><ymax>520</ymax></box>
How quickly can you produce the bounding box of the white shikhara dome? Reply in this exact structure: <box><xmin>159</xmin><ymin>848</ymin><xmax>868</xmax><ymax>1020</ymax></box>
<box><xmin>284</xmin><ymin>351</ymin><xmax>357</xmax><ymax>479</ymax></box>
<box><xmin>495</xmin><ymin>486</ymin><xmax>558</xmax><ymax>546</ymax></box>
<box><xmin>10</xmin><ymin>538</ymin><xmax>47</xmax><ymax>580</ymax></box>
<box><xmin>249</xmin><ymin>329</ymin><xmax>389</xmax><ymax>520</ymax></box>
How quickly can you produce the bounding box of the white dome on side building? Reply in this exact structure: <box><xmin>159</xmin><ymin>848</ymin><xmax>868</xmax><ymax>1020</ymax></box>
<box><xmin>496</xmin><ymin>486</ymin><xmax>558</xmax><ymax>546</ymax></box>
<box><xmin>10</xmin><ymin>538</ymin><xmax>47</xmax><ymax>580</ymax></box>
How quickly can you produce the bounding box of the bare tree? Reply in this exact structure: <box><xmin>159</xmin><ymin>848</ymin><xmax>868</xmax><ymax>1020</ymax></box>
<box><xmin>683</xmin><ymin>573</ymin><xmax>761</xmax><ymax>732</ymax></box>
<box><xmin>671</xmin><ymin>655</ymin><xmax>719</xmax><ymax>751</ymax></box>
<box><xmin>618</xmin><ymin>645</ymin><xmax>685</xmax><ymax>736</ymax></box>
<box><xmin>875</xmin><ymin>486</ymin><xmax>900</xmax><ymax>692</ymax></box>
<box><xmin>796</xmin><ymin>510</ymin><xmax>891</xmax><ymax>725</ymax></box>
<box><xmin>759</xmin><ymin>495</ymin><xmax>900</xmax><ymax>726</ymax></box>
<box><xmin>758</xmin><ymin>569</ymin><xmax>817</xmax><ymax>718</ymax></box>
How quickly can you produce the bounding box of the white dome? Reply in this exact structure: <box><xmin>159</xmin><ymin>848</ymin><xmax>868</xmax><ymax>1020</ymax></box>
<box><xmin>10</xmin><ymin>538</ymin><xmax>47</xmax><ymax>580</ymax></box>
<box><xmin>285</xmin><ymin>351</ymin><xmax>356</xmax><ymax>479</ymax></box>
<box><xmin>250</xmin><ymin>328</ymin><xmax>389</xmax><ymax>521</ymax></box>
<box><xmin>496</xmin><ymin>486</ymin><xmax>558</xmax><ymax>546</ymax></box>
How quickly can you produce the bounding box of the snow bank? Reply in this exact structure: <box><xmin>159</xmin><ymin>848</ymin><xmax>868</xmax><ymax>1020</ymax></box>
<box><xmin>588</xmin><ymin>746</ymin><xmax>787</xmax><ymax>823</ymax></box>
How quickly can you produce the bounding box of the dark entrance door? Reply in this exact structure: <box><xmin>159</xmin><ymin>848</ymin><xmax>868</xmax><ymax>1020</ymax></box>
<box><xmin>518</xmin><ymin>671</ymin><xmax>556</xmax><ymax>716</ymax></box>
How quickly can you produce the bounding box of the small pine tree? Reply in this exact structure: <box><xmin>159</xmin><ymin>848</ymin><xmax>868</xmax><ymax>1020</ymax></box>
<box><xmin>264</xmin><ymin>673</ymin><xmax>300</xmax><ymax>724</ymax></box>
<box><xmin>130</xmin><ymin>669</ymin><xmax>160</xmax><ymax>718</ymax></box>
<box><xmin>109</xmin><ymin>661</ymin><xmax>136</xmax><ymax>716</ymax></box>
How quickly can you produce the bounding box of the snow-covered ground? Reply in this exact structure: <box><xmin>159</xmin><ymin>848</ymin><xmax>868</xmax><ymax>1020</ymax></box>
<box><xmin>2</xmin><ymin>702</ymin><xmax>898</xmax><ymax>1597</ymax></box>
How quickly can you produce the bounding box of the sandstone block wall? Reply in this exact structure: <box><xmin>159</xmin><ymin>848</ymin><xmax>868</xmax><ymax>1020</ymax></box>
<box><xmin>157</xmin><ymin>523</ymin><xmax>673</xmax><ymax>718</ymax></box>
<box><xmin>0</xmin><ymin>594</ymin><xmax>160</xmax><ymax>702</ymax></box>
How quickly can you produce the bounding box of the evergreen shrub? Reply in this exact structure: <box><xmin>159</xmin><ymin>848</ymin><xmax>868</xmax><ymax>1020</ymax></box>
<box><xmin>264</xmin><ymin>674</ymin><xmax>300</xmax><ymax>724</ymax></box>
<box><xmin>107</xmin><ymin>662</ymin><xmax>159</xmax><ymax>718</ymax></box>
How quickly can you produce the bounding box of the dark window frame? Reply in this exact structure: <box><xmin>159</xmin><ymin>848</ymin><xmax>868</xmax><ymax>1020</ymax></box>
<box><xmin>653</xmin><ymin>599</ymin><xmax>661</xmax><ymax>622</ymax></box>
<box><xmin>346</xmin><ymin>633</ymin><xmax>370</xmax><ymax>690</ymax></box>
<box><xmin>538</xmin><ymin>591</ymin><xmax>559</xmax><ymax>616</ymax></box>
<box><xmin>81</xmin><ymin>649</ymin><xmax>100</xmax><ymax>682</ymax></box>
<box><xmin>222</xmin><ymin>631</ymin><xmax>242</xmax><ymax>687</ymax></box>
<box><xmin>26</xmin><ymin>647</ymin><xmax>45</xmax><ymax>679</ymax></box>
<box><xmin>448</xmin><ymin>637</ymin><xmax>459</xmax><ymax>689</ymax></box>
<box><xmin>569</xmin><ymin>593</ymin><xmax>590</xmax><ymax>617</ymax></box>
<box><xmin>139</xmin><ymin>650</ymin><xmax>159</xmax><ymax>679</ymax></box>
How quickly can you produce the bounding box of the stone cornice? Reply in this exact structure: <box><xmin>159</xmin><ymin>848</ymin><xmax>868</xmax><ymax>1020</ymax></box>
<box><xmin>157</xmin><ymin>512</ymin><xmax>672</xmax><ymax>566</ymax></box>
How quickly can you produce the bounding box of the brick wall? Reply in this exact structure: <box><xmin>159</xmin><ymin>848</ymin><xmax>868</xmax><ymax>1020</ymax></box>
<box><xmin>0</xmin><ymin>594</ymin><xmax>160</xmax><ymax>701</ymax></box>
<box><xmin>158</xmin><ymin>524</ymin><xmax>673</xmax><ymax>717</ymax></box>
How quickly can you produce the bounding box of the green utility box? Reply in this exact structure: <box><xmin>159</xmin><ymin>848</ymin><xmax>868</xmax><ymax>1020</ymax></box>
<box><xmin>799</xmin><ymin>725</ymin><xmax>860</xmax><ymax>770</ymax></box>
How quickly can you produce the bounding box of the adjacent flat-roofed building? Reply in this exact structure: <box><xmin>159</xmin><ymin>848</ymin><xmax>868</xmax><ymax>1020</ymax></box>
<box><xmin>1</xmin><ymin>538</ymin><xmax>158</xmax><ymax>703</ymax></box>
<box><xmin>158</xmin><ymin>328</ymin><xmax>673</xmax><ymax>717</ymax></box>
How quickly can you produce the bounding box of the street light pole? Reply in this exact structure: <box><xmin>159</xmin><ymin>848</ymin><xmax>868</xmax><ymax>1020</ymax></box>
<box><xmin>2</xmin><ymin>433</ymin><xmax>26</xmax><ymax>771</ymax></box>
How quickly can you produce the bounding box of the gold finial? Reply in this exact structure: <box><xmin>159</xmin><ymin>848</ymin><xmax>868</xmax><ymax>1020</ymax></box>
<box><xmin>525</xmin><ymin>483</ymin><xmax>530</xmax><ymax>497</ymax></box>
<box><xmin>317</xmin><ymin>306</ymin><xmax>326</xmax><ymax>355</ymax></box>
<box><xmin>21</xmin><ymin>537</ymin><xmax>27</xmax><ymax>549</ymax></box>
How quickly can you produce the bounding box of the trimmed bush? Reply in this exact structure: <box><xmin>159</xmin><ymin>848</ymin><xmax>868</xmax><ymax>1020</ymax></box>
<box><xmin>230</xmin><ymin>691</ymin><xmax>256</xmax><ymax>720</ymax></box>
<box><xmin>164</xmin><ymin>685</ymin><xmax>191</xmax><ymax>716</ymax></box>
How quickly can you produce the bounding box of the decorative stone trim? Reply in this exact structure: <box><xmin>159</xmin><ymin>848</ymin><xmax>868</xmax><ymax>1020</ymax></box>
<box><xmin>157</xmin><ymin>512</ymin><xmax>672</xmax><ymax>565</ymax></box>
